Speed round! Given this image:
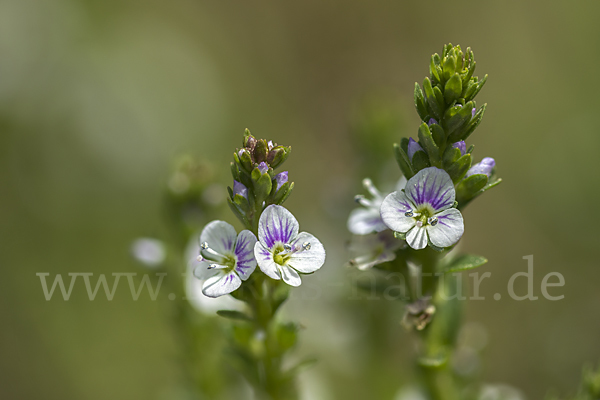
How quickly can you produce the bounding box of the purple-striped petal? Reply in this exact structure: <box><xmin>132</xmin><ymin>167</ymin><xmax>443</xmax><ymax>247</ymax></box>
<box><xmin>426</xmin><ymin>208</ymin><xmax>464</xmax><ymax>248</ymax></box>
<box><xmin>452</xmin><ymin>141</ymin><xmax>466</xmax><ymax>156</ymax></box>
<box><xmin>280</xmin><ymin>265</ymin><xmax>301</xmax><ymax>287</ymax></box>
<box><xmin>274</xmin><ymin>171</ymin><xmax>288</xmax><ymax>191</ymax></box>
<box><xmin>406</xmin><ymin>226</ymin><xmax>428</xmax><ymax>250</ymax></box>
<box><xmin>288</xmin><ymin>232</ymin><xmax>326</xmax><ymax>274</ymax></box>
<box><xmin>201</xmin><ymin>271</ymin><xmax>242</xmax><ymax>298</ymax></box>
<box><xmin>234</xmin><ymin>230</ymin><xmax>257</xmax><ymax>280</ymax></box>
<box><xmin>258</xmin><ymin>205</ymin><xmax>299</xmax><ymax>249</ymax></box>
<box><xmin>404</xmin><ymin>167</ymin><xmax>455</xmax><ymax>212</ymax></box>
<box><xmin>395</xmin><ymin>176</ymin><xmax>408</xmax><ymax>191</ymax></box>
<box><xmin>407</xmin><ymin>138</ymin><xmax>424</xmax><ymax>162</ymax></box>
<box><xmin>200</xmin><ymin>220</ymin><xmax>237</xmax><ymax>257</ymax></box>
<box><xmin>233</xmin><ymin>180</ymin><xmax>248</xmax><ymax>199</ymax></box>
<box><xmin>380</xmin><ymin>190</ymin><xmax>417</xmax><ymax>233</ymax></box>
<box><xmin>465</xmin><ymin>157</ymin><xmax>495</xmax><ymax>178</ymax></box>
<box><xmin>254</xmin><ymin>242</ymin><xmax>281</xmax><ymax>280</ymax></box>
<box><xmin>347</xmin><ymin>208</ymin><xmax>387</xmax><ymax>235</ymax></box>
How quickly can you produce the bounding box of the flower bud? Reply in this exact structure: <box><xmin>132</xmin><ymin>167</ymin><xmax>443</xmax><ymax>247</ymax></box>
<box><xmin>273</xmin><ymin>171</ymin><xmax>288</xmax><ymax>192</ymax></box>
<box><xmin>452</xmin><ymin>141</ymin><xmax>466</xmax><ymax>156</ymax></box>
<box><xmin>465</xmin><ymin>157</ymin><xmax>495</xmax><ymax>178</ymax></box>
<box><xmin>407</xmin><ymin>137</ymin><xmax>425</xmax><ymax>162</ymax></box>
<box><xmin>233</xmin><ymin>180</ymin><xmax>248</xmax><ymax>199</ymax></box>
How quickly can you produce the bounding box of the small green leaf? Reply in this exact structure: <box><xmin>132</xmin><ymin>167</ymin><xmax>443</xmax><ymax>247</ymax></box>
<box><xmin>411</xmin><ymin>150</ymin><xmax>430</xmax><ymax>172</ymax></box>
<box><xmin>444</xmin><ymin>73</ymin><xmax>462</xmax><ymax>104</ymax></box>
<box><xmin>217</xmin><ymin>310</ymin><xmax>253</xmax><ymax>321</ymax></box>
<box><xmin>446</xmin><ymin>154</ymin><xmax>472</xmax><ymax>184</ymax></box>
<box><xmin>414</xmin><ymin>83</ymin><xmax>429</xmax><ymax>121</ymax></box>
<box><xmin>394</xmin><ymin>142</ymin><xmax>414</xmax><ymax>179</ymax></box>
<box><xmin>423</xmin><ymin>77</ymin><xmax>442</xmax><ymax>119</ymax></box>
<box><xmin>430</xmin><ymin>123</ymin><xmax>446</xmax><ymax>149</ymax></box>
<box><xmin>441</xmin><ymin>254</ymin><xmax>488</xmax><ymax>273</ymax></box>
<box><xmin>418</xmin><ymin>122</ymin><xmax>441</xmax><ymax>166</ymax></box>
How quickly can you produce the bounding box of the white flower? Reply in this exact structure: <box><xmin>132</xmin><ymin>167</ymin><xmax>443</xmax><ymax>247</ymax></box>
<box><xmin>347</xmin><ymin>177</ymin><xmax>407</xmax><ymax>235</ymax></box>
<box><xmin>186</xmin><ymin>237</ymin><xmax>245</xmax><ymax>314</ymax></box>
<box><xmin>254</xmin><ymin>205</ymin><xmax>326</xmax><ymax>287</ymax></box>
<box><xmin>130</xmin><ymin>238</ymin><xmax>166</xmax><ymax>268</ymax></box>
<box><xmin>193</xmin><ymin>220</ymin><xmax>257</xmax><ymax>298</ymax></box>
<box><xmin>381</xmin><ymin>167</ymin><xmax>464</xmax><ymax>250</ymax></box>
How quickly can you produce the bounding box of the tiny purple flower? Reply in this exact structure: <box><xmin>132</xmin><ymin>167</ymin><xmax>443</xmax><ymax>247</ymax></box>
<box><xmin>465</xmin><ymin>157</ymin><xmax>495</xmax><ymax>178</ymax></box>
<box><xmin>427</xmin><ymin>118</ymin><xmax>437</xmax><ymax>126</ymax></box>
<box><xmin>274</xmin><ymin>171</ymin><xmax>288</xmax><ymax>192</ymax></box>
<box><xmin>452</xmin><ymin>141</ymin><xmax>466</xmax><ymax>156</ymax></box>
<box><xmin>407</xmin><ymin>137</ymin><xmax>425</xmax><ymax>162</ymax></box>
<box><xmin>380</xmin><ymin>167</ymin><xmax>464</xmax><ymax>250</ymax></box>
<box><xmin>254</xmin><ymin>205</ymin><xmax>326</xmax><ymax>287</ymax></box>
<box><xmin>193</xmin><ymin>221</ymin><xmax>257</xmax><ymax>297</ymax></box>
<box><xmin>233</xmin><ymin>180</ymin><xmax>248</xmax><ymax>199</ymax></box>
<box><xmin>471</xmin><ymin>107</ymin><xmax>476</xmax><ymax>118</ymax></box>
<box><xmin>257</xmin><ymin>161</ymin><xmax>268</xmax><ymax>174</ymax></box>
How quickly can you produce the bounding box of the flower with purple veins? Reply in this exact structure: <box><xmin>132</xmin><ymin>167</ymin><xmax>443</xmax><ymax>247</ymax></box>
<box><xmin>465</xmin><ymin>157</ymin><xmax>495</xmax><ymax>178</ymax></box>
<box><xmin>193</xmin><ymin>220</ymin><xmax>257</xmax><ymax>297</ymax></box>
<box><xmin>380</xmin><ymin>167</ymin><xmax>464</xmax><ymax>250</ymax></box>
<box><xmin>407</xmin><ymin>137</ymin><xmax>425</xmax><ymax>162</ymax></box>
<box><xmin>254</xmin><ymin>205</ymin><xmax>326</xmax><ymax>287</ymax></box>
<box><xmin>348</xmin><ymin>177</ymin><xmax>407</xmax><ymax>235</ymax></box>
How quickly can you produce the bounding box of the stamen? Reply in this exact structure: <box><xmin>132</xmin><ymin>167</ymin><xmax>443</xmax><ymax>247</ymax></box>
<box><xmin>354</xmin><ymin>195</ymin><xmax>374</xmax><ymax>208</ymax></box>
<box><xmin>200</xmin><ymin>242</ymin><xmax>209</xmax><ymax>250</ymax></box>
<box><xmin>302</xmin><ymin>242</ymin><xmax>311</xmax><ymax>251</ymax></box>
<box><xmin>428</xmin><ymin>216</ymin><xmax>438</xmax><ymax>226</ymax></box>
<box><xmin>200</xmin><ymin>242</ymin><xmax>226</xmax><ymax>259</ymax></box>
<box><xmin>207</xmin><ymin>264</ymin><xmax>219</xmax><ymax>269</ymax></box>
<box><xmin>362</xmin><ymin>178</ymin><xmax>381</xmax><ymax>198</ymax></box>
<box><xmin>283</xmin><ymin>243</ymin><xmax>292</xmax><ymax>251</ymax></box>
<box><xmin>405</xmin><ymin>210</ymin><xmax>414</xmax><ymax>217</ymax></box>
<box><xmin>196</xmin><ymin>255</ymin><xmax>204</xmax><ymax>262</ymax></box>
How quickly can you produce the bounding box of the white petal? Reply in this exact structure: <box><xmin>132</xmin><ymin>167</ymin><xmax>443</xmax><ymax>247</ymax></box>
<box><xmin>288</xmin><ymin>232</ymin><xmax>326</xmax><ymax>273</ymax></box>
<box><xmin>427</xmin><ymin>208</ymin><xmax>464</xmax><ymax>248</ymax></box>
<box><xmin>234</xmin><ymin>230</ymin><xmax>258</xmax><ymax>280</ymax></box>
<box><xmin>347</xmin><ymin>207</ymin><xmax>387</xmax><ymax>235</ymax></box>
<box><xmin>200</xmin><ymin>220</ymin><xmax>237</xmax><ymax>256</ymax></box>
<box><xmin>380</xmin><ymin>190</ymin><xmax>417</xmax><ymax>233</ymax></box>
<box><xmin>405</xmin><ymin>167</ymin><xmax>455</xmax><ymax>212</ymax></box>
<box><xmin>406</xmin><ymin>226</ymin><xmax>428</xmax><ymax>250</ymax></box>
<box><xmin>258</xmin><ymin>205</ymin><xmax>299</xmax><ymax>249</ymax></box>
<box><xmin>254</xmin><ymin>241</ymin><xmax>281</xmax><ymax>280</ymax></box>
<box><xmin>280</xmin><ymin>265</ymin><xmax>302</xmax><ymax>287</ymax></box>
<box><xmin>202</xmin><ymin>271</ymin><xmax>242</xmax><ymax>298</ymax></box>
<box><xmin>193</xmin><ymin>261</ymin><xmax>219</xmax><ymax>280</ymax></box>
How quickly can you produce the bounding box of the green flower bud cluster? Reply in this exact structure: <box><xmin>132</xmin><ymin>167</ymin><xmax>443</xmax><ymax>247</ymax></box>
<box><xmin>229</xmin><ymin>129</ymin><xmax>294</xmax><ymax>229</ymax></box>
<box><xmin>394</xmin><ymin>44</ymin><xmax>500</xmax><ymax>208</ymax></box>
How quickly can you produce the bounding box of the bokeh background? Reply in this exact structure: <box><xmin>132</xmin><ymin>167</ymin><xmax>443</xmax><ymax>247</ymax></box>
<box><xmin>2</xmin><ymin>0</ymin><xmax>600</xmax><ymax>399</ymax></box>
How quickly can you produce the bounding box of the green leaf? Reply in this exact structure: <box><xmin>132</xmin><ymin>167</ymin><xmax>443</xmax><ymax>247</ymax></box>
<box><xmin>217</xmin><ymin>310</ymin><xmax>253</xmax><ymax>321</ymax></box>
<box><xmin>456</xmin><ymin>174</ymin><xmax>488</xmax><ymax>199</ymax></box>
<box><xmin>394</xmin><ymin>142</ymin><xmax>414</xmax><ymax>179</ymax></box>
<box><xmin>418</xmin><ymin>122</ymin><xmax>441</xmax><ymax>166</ymax></box>
<box><xmin>423</xmin><ymin>77</ymin><xmax>443</xmax><ymax>120</ymax></box>
<box><xmin>440</xmin><ymin>254</ymin><xmax>488</xmax><ymax>273</ymax></box>
<box><xmin>414</xmin><ymin>83</ymin><xmax>428</xmax><ymax>121</ymax></box>
<box><xmin>429</xmin><ymin>56</ymin><xmax>441</xmax><ymax>83</ymax></box>
<box><xmin>460</xmin><ymin>104</ymin><xmax>486</xmax><ymax>141</ymax></box>
<box><xmin>276</xmin><ymin>323</ymin><xmax>298</xmax><ymax>352</ymax></box>
<box><xmin>446</xmin><ymin>154</ymin><xmax>472</xmax><ymax>184</ymax></box>
<box><xmin>430</xmin><ymin>123</ymin><xmax>446</xmax><ymax>149</ymax></box>
<box><xmin>444</xmin><ymin>73</ymin><xmax>462</xmax><ymax>104</ymax></box>
<box><xmin>411</xmin><ymin>150</ymin><xmax>430</xmax><ymax>172</ymax></box>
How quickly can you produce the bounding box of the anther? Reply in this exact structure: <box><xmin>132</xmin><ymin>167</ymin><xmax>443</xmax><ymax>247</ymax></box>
<box><xmin>428</xmin><ymin>216</ymin><xmax>438</xmax><ymax>226</ymax></box>
<box><xmin>302</xmin><ymin>242</ymin><xmax>311</xmax><ymax>251</ymax></box>
<box><xmin>200</xmin><ymin>242</ymin><xmax>209</xmax><ymax>250</ymax></box>
<box><xmin>196</xmin><ymin>255</ymin><xmax>204</xmax><ymax>262</ymax></box>
<box><xmin>208</xmin><ymin>264</ymin><xmax>219</xmax><ymax>269</ymax></box>
<box><xmin>405</xmin><ymin>210</ymin><xmax>414</xmax><ymax>217</ymax></box>
<box><xmin>283</xmin><ymin>244</ymin><xmax>292</xmax><ymax>251</ymax></box>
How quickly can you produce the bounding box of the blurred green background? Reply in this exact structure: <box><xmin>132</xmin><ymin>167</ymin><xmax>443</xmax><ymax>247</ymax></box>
<box><xmin>1</xmin><ymin>0</ymin><xmax>599</xmax><ymax>399</ymax></box>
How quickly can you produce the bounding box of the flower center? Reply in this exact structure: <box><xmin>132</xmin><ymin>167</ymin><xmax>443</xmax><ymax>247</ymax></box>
<box><xmin>200</xmin><ymin>242</ymin><xmax>237</xmax><ymax>272</ymax></box>
<box><xmin>272</xmin><ymin>241</ymin><xmax>311</xmax><ymax>266</ymax></box>
<box><xmin>404</xmin><ymin>204</ymin><xmax>438</xmax><ymax>227</ymax></box>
